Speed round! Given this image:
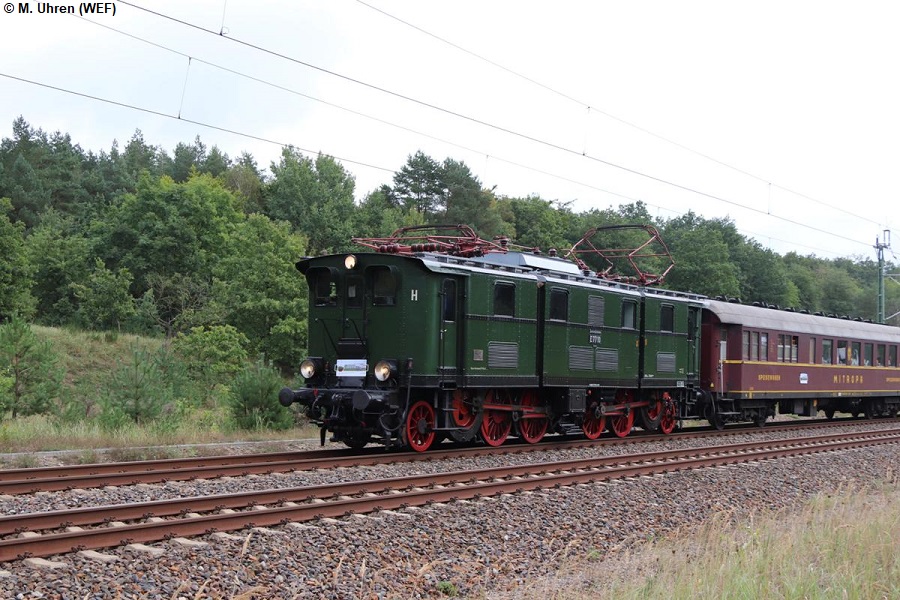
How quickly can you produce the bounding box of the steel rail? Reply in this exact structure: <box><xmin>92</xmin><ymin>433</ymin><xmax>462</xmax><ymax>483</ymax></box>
<box><xmin>1</xmin><ymin>417</ymin><xmax>895</xmax><ymax>495</ymax></box>
<box><xmin>1</xmin><ymin>428</ymin><xmax>896</xmax><ymax>535</ymax></box>
<box><xmin>1</xmin><ymin>430</ymin><xmax>897</xmax><ymax>562</ymax></box>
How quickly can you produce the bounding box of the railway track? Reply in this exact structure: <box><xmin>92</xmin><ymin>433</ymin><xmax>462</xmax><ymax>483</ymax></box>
<box><xmin>2</xmin><ymin>427</ymin><xmax>899</xmax><ymax>562</ymax></box>
<box><xmin>1</xmin><ymin>417</ymin><xmax>892</xmax><ymax>495</ymax></box>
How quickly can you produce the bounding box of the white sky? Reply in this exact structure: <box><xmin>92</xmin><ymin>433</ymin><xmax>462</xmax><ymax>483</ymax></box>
<box><xmin>0</xmin><ymin>0</ymin><xmax>897</xmax><ymax>261</ymax></box>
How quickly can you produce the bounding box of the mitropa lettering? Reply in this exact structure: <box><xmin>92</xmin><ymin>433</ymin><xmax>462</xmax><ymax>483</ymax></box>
<box><xmin>833</xmin><ymin>374</ymin><xmax>864</xmax><ymax>384</ymax></box>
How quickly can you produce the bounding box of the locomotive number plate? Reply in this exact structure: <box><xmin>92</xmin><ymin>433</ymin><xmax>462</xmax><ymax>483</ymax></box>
<box><xmin>336</xmin><ymin>360</ymin><xmax>368</xmax><ymax>377</ymax></box>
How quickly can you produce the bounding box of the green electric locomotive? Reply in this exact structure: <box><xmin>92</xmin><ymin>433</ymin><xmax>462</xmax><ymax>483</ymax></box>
<box><xmin>279</xmin><ymin>225</ymin><xmax>707</xmax><ymax>451</ymax></box>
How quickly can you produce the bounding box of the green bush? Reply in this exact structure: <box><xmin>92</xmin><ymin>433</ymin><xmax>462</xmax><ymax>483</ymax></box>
<box><xmin>0</xmin><ymin>317</ymin><xmax>64</xmax><ymax>419</ymax></box>
<box><xmin>99</xmin><ymin>345</ymin><xmax>172</xmax><ymax>426</ymax></box>
<box><xmin>172</xmin><ymin>325</ymin><xmax>250</xmax><ymax>380</ymax></box>
<box><xmin>228</xmin><ymin>360</ymin><xmax>294</xmax><ymax>431</ymax></box>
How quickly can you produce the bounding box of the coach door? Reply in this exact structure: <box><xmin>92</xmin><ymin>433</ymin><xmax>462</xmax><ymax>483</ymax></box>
<box><xmin>438</xmin><ymin>278</ymin><xmax>461</xmax><ymax>383</ymax></box>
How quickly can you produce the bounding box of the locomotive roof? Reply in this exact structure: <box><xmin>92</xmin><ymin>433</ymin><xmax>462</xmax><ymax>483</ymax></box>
<box><xmin>705</xmin><ymin>298</ymin><xmax>900</xmax><ymax>342</ymax></box>
<box><xmin>474</xmin><ymin>251</ymin><xmax>585</xmax><ymax>275</ymax></box>
<box><xmin>418</xmin><ymin>250</ymin><xmax>705</xmax><ymax>303</ymax></box>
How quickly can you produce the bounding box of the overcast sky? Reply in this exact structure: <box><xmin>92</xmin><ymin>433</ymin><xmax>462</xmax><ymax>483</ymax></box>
<box><xmin>1</xmin><ymin>0</ymin><xmax>897</xmax><ymax>261</ymax></box>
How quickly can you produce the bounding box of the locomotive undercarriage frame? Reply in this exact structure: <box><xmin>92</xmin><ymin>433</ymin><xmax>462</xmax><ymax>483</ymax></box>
<box><xmin>284</xmin><ymin>379</ymin><xmax>698</xmax><ymax>451</ymax></box>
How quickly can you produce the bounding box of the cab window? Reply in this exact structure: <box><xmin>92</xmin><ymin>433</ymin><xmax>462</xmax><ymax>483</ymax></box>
<box><xmin>660</xmin><ymin>305</ymin><xmax>675</xmax><ymax>332</ymax></box>
<box><xmin>494</xmin><ymin>282</ymin><xmax>515</xmax><ymax>317</ymax></box>
<box><xmin>549</xmin><ymin>289</ymin><xmax>568</xmax><ymax>321</ymax></box>
<box><xmin>370</xmin><ymin>266</ymin><xmax>397</xmax><ymax>306</ymax></box>
<box><xmin>622</xmin><ymin>300</ymin><xmax>637</xmax><ymax>329</ymax></box>
<box><xmin>442</xmin><ymin>280</ymin><xmax>456</xmax><ymax>322</ymax></box>
<box><xmin>310</xmin><ymin>268</ymin><xmax>339</xmax><ymax>306</ymax></box>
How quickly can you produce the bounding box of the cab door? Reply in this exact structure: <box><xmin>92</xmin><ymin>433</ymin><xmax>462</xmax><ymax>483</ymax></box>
<box><xmin>687</xmin><ymin>306</ymin><xmax>700</xmax><ymax>379</ymax></box>
<box><xmin>438</xmin><ymin>278</ymin><xmax>460</xmax><ymax>384</ymax></box>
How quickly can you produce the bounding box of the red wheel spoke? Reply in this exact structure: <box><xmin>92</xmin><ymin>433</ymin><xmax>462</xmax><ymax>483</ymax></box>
<box><xmin>610</xmin><ymin>410</ymin><xmax>634</xmax><ymax>438</ymax></box>
<box><xmin>405</xmin><ymin>400</ymin><xmax>436</xmax><ymax>452</ymax></box>
<box><xmin>481</xmin><ymin>410</ymin><xmax>511</xmax><ymax>446</ymax></box>
<box><xmin>517</xmin><ymin>391</ymin><xmax>548</xmax><ymax>444</ymax></box>
<box><xmin>582</xmin><ymin>402</ymin><xmax>605</xmax><ymax>440</ymax></box>
<box><xmin>480</xmin><ymin>390</ymin><xmax>511</xmax><ymax>446</ymax></box>
<box><xmin>659</xmin><ymin>392</ymin><xmax>676</xmax><ymax>434</ymax></box>
<box><xmin>451</xmin><ymin>390</ymin><xmax>476</xmax><ymax>428</ymax></box>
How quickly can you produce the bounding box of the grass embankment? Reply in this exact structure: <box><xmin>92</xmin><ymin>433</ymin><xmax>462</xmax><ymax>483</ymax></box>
<box><xmin>0</xmin><ymin>326</ymin><xmax>316</xmax><ymax>459</ymax></box>
<box><xmin>508</xmin><ymin>482</ymin><xmax>900</xmax><ymax>600</ymax></box>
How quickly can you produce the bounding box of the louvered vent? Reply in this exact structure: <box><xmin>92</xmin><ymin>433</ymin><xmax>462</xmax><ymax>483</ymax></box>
<box><xmin>569</xmin><ymin>346</ymin><xmax>594</xmax><ymax>370</ymax></box>
<box><xmin>596</xmin><ymin>348</ymin><xmax>619</xmax><ymax>371</ymax></box>
<box><xmin>588</xmin><ymin>295</ymin><xmax>605</xmax><ymax>327</ymax></box>
<box><xmin>488</xmin><ymin>342</ymin><xmax>519</xmax><ymax>368</ymax></box>
<box><xmin>657</xmin><ymin>352</ymin><xmax>676</xmax><ymax>372</ymax></box>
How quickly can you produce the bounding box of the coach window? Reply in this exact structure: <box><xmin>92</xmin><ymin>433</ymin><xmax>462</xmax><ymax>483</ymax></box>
<box><xmin>809</xmin><ymin>338</ymin><xmax>816</xmax><ymax>364</ymax></box>
<box><xmin>549</xmin><ymin>288</ymin><xmax>568</xmax><ymax>321</ymax></box>
<box><xmin>837</xmin><ymin>340</ymin><xmax>848</xmax><ymax>365</ymax></box>
<box><xmin>660</xmin><ymin>305</ymin><xmax>675</xmax><ymax>333</ymax></box>
<box><xmin>876</xmin><ymin>345</ymin><xmax>886</xmax><ymax>367</ymax></box>
<box><xmin>889</xmin><ymin>346</ymin><xmax>897</xmax><ymax>367</ymax></box>
<box><xmin>742</xmin><ymin>331</ymin><xmax>750</xmax><ymax>360</ymax></box>
<box><xmin>778</xmin><ymin>334</ymin><xmax>798</xmax><ymax>363</ymax></box>
<box><xmin>822</xmin><ymin>339</ymin><xmax>833</xmax><ymax>364</ymax></box>
<box><xmin>622</xmin><ymin>300</ymin><xmax>637</xmax><ymax>329</ymax></box>
<box><xmin>371</xmin><ymin>266</ymin><xmax>397</xmax><ymax>306</ymax></box>
<box><xmin>750</xmin><ymin>332</ymin><xmax>759</xmax><ymax>361</ymax></box>
<box><xmin>851</xmin><ymin>342</ymin><xmax>861</xmax><ymax>366</ymax></box>
<box><xmin>863</xmin><ymin>343</ymin><xmax>873</xmax><ymax>367</ymax></box>
<box><xmin>759</xmin><ymin>333</ymin><xmax>769</xmax><ymax>361</ymax></box>
<box><xmin>494</xmin><ymin>282</ymin><xmax>516</xmax><ymax>317</ymax></box>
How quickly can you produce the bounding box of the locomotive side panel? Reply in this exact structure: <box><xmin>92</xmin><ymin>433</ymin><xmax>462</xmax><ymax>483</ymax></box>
<box><xmin>541</xmin><ymin>283</ymin><xmax>640</xmax><ymax>389</ymax></box>
<box><xmin>642</xmin><ymin>296</ymin><xmax>700</xmax><ymax>388</ymax></box>
<box><xmin>462</xmin><ymin>272</ymin><xmax>539</xmax><ymax>387</ymax></box>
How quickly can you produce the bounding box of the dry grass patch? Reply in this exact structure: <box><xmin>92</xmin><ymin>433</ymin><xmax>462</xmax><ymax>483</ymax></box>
<box><xmin>498</xmin><ymin>481</ymin><xmax>900</xmax><ymax>600</ymax></box>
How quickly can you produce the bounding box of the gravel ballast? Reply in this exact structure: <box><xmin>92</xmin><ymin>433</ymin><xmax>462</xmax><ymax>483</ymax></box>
<box><xmin>2</xmin><ymin>424</ymin><xmax>898</xmax><ymax>599</ymax></box>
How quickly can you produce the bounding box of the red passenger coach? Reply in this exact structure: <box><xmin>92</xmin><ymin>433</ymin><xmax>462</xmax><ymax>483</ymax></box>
<box><xmin>700</xmin><ymin>299</ymin><xmax>900</xmax><ymax>427</ymax></box>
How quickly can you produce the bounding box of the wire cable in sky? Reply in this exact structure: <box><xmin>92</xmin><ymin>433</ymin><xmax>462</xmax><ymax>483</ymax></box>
<box><xmin>73</xmin><ymin>15</ymin><xmax>644</xmax><ymax>208</ymax></box>
<box><xmin>75</xmin><ymin>14</ymin><xmax>857</xmax><ymax>258</ymax></box>
<box><xmin>0</xmin><ymin>69</ymin><xmax>849</xmax><ymax>258</ymax></box>
<box><xmin>114</xmin><ymin>1</ymin><xmax>874</xmax><ymax>251</ymax></box>
<box><xmin>0</xmin><ymin>72</ymin><xmax>394</xmax><ymax>175</ymax></box>
<box><xmin>354</xmin><ymin>0</ymin><xmax>885</xmax><ymax>229</ymax></box>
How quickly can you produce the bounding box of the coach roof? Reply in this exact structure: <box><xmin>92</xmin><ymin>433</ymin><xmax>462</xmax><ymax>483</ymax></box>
<box><xmin>705</xmin><ymin>299</ymin><xmax>900</xmax><ymax>343</ymax></box>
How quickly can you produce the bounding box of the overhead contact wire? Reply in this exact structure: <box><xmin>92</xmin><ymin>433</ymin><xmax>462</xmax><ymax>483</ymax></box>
<box><xmin>355</xmin><ymin>0</ymin><xmax>884</xmax><ymax>228</ymax></box>
<box><xmin>113</xmin><ymin>1</ymin><xmax>872</xmax><ymax>249</ymax></box>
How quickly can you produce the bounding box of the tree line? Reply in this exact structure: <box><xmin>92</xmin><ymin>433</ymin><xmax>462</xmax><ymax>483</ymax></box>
<box><xmin>1</xmin><ymin>116</ymin><xmax>897</xmax><ymax>372</ymax></box>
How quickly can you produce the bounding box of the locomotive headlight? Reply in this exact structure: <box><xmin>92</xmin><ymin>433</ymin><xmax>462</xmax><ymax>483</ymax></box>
<box><xmin>373</xmin><ymin>360</ymin><xmax>397</xmax><ymax>382</ymax></box>
<box><xmin>299</xmin><ymin>358</ymin><xmax>320</xmax><ymax>380</ymax></box>
<box><xmin>344</xmin><ymin>254</ymin><xmax>357</xmax><ymax>270</ymax></box>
